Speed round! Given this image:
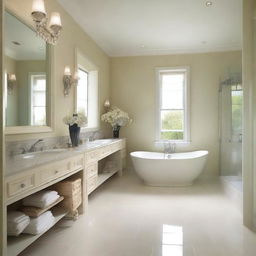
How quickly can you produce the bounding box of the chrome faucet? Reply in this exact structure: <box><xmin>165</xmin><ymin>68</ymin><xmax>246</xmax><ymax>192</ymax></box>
<box><xmin>28</xmin><ymin>139</ymin><xmax>44</xmax><ymax>152</ymax></box>
<box><xmin>164</xmin><ymin>141</ymin><xmax>176</xmax><ymax>158</ymax></box>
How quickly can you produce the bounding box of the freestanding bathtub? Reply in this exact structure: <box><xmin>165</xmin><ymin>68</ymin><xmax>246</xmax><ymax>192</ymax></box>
<box><xmin>130</xmin><ymin>151</ymin><xmax>208</xmax><ymax>186</ymax></box>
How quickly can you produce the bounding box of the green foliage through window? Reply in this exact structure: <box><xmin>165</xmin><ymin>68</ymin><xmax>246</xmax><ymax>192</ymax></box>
<box><xmin>231</xmin><ymin>90</ymin><xmax>243</xmax><ymax>134</ymax></box>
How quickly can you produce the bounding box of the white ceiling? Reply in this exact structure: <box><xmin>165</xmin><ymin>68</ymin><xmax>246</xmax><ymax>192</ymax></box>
<box><xmin>5</xmin><ymin>11</ymin><xmax>46</xmax><ymax>61</ymax></box>
<box><xmin>58</xmin><ymin>0</ymin><xmax>242</xmax><ymax>57</ymax></box>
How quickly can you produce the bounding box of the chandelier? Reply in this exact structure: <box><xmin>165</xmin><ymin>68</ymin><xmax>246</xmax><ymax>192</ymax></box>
<box><xmin>31</xmin><ymin>0</ymin><xmax>62</xmax><ymax>45</ymax></box>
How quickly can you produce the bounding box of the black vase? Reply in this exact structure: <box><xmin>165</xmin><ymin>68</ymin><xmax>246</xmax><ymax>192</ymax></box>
<box><xmin>113</xmin><ymin>125</ymin><xmax>121</xmax><ymax>138</ymax></box>
<box><xmin>69</xmin><ymin>124</ymin><xmax>80</xmax><ymax>147</ymax></box>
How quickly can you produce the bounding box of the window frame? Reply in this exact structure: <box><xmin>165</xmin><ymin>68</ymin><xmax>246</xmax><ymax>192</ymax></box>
<box><xmin>155</xmin><ymin>67</ymin><xmax>190</xmax><ymax>143</ymax></box>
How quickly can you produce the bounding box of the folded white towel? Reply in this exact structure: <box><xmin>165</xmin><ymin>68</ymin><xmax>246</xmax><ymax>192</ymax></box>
<box><xmin>7</xmin><ymin>211</ymin><xmax>28</xmax><ymax>224</ymax></box>
<box><xmin>7</xmin><ymin>211</ymin><xmax>30</xmax><ymax>236</ymax></box>
<box><xmin>23</xmin><ymin>211</ymin><xmax>55</xmax><ymax>235</ymax></box>
<box><xmin>22</xmin><ymin>191</ymin><xmax>60</xmax><ymax>208</ymax></box>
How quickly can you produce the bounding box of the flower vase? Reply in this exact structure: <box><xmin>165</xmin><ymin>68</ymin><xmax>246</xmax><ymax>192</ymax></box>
<box><xmin>113</xmin><ymin>125</ymin><xmax>121</xmax><ymax>138</ymax></box>
<box><xmin>69</xmin><ymin>124</ymin><xmax>80</xmax><ymax>147</ymax></box>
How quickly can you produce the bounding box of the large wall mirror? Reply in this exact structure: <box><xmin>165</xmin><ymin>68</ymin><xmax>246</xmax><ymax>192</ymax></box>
<box><xmin>4</xmin><ymin>10</ymin><xmax>54</xmax><ymax>134</ymax></box>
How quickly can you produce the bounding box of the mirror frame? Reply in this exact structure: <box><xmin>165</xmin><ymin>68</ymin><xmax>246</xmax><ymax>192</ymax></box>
<box><xmin>4</xmin><ymin>9</ymin><xmax>55</xmax><ymax>135</ymax></box>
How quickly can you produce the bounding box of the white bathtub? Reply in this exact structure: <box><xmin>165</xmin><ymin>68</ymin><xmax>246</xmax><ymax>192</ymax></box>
<box><xmin>130</xmin><ymin>151</ymin><xmax>208</xmax><ymax>186</ymax></box>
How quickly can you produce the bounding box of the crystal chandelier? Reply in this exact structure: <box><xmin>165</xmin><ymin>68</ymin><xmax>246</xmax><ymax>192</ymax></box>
<box><xmin>31</xmin><ymin>0</ymin><xmax>62</xmax><ymax>45</ymax></box>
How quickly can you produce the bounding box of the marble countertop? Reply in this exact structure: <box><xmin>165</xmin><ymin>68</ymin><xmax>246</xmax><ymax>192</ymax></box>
<box><xmin>6</xmin><ymin>139</ymin><xmax>121</xmax><ymax>177</ymax></box>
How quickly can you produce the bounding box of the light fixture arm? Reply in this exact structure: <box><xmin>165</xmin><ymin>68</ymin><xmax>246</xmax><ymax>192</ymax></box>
<box><xmin>34</xmin><ymin>19</ymin><xmax>61</xmax><ymax>45</ymax></box>
<box><xmin>63</xmin><ymin>75</ymin><xmax>78</xmax><ymax>97</ymax></box>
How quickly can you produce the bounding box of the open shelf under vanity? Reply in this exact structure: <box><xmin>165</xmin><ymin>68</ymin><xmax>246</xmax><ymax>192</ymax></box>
<box><xmin>7</xmin><ymin>207</ymin><xmax>68</xmax><ymax>256</ymax></box>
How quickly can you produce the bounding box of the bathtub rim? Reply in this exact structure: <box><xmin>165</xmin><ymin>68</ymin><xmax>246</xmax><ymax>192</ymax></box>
<box><xmin>130</xmin><ymin>150</ymin><xmax>209</xmax><ymax>160</ymax></box>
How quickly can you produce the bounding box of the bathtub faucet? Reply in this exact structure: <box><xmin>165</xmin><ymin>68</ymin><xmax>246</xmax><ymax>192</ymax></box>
<box><xmin>164</xmin><ymin>142</ymin><xmax>176</xmax><ymax>157</ymax></box>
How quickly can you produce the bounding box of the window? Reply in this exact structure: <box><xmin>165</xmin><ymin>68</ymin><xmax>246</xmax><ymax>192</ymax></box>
<box><xmin>30</xmin><ymin>73</ymin><xmax>46</xmax><ymax>126</ymax></box>
<box><xmin>231</xmin><ymin>84</ymin><xmax>243</xmax><ymax>135</ymax></box>
<box><xmin>156</xmin><ymin>67</ymin><xmax>190</xmax><ymax>142</ymax></box>
<box><xmin>76</xmin><ymin>68</ymin><xmax>88</xmax><ymax>116</ymax></box>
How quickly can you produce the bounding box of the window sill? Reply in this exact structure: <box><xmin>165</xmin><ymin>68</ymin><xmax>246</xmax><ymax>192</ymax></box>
<box><xmin>154</xmin><ymin>140</ymin><xmax>191</xmax><ymax>145</ymax></box>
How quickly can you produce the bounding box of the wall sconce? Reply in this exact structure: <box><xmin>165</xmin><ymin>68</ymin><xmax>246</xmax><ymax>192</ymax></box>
<box><xmin>7</xmin><ymin>74</ymin><xmax>17</xmax><ymax>95</ymax></box>
<box><xmin>104</xmin><ymin>99</ymin><xmax>111</xmax><ymax>111</ymax></box>
<box><xmin>31</xmin><ymin>0</ymin><xmax>62</xmax><ymax>45</ymax></box>
<box><xmin>63</xmin><ymin>66</ymin><xmax>79</xmax><ymax>96</ymax></box>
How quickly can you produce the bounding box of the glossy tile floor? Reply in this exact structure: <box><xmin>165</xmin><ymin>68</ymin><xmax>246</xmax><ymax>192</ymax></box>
<box><xmin>20</xmin><ymin>169</ymin><xmax>256</xmax><ymax>256</ymax></box>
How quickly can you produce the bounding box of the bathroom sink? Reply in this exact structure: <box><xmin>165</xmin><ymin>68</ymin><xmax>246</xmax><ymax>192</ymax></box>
<box><xmin>14</xmin><ymin>153</ymin><xmax>37</xmax><ymax>160</ymax></box>
<box><xmin>14</xmin><ymin>148</ymin><xmax>68</xmax><ymax>160</ymax></box>
<box><xmin>88</xmin><ymin>139</ymin><xmax>115</xmax><ymax>146</ymax></box>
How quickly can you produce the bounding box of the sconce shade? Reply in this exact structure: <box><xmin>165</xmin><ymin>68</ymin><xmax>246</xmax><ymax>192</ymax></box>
<box><xmin>32</xmin><ymin>0</ymin><xmax>46</xmax><ymax>22</ymax></box>
<box><xmin>74</xmin><ymin>71</ymin><xmax>79</xmax><ymax>80</ymax></box>
<box><xmin>64</xmin><ymin>66</ymin><xmax>71</xmax><ymax>76</ymax></box>
<box><xmin>104</xmin><ymin>100</ymin><xmax>110</xmax><ymax>108</ymax></box>
<box><xmin>49</xmin><ymin>12</ymin><xmax>62</xmax><ymax>34</ymax></box>
<box><xmin>32</xmin><ymin>0</ymin><xmax>46</xmax><ymax>13</ymax></box>
<box><xmin>9</xmin><ymin>74</ymin><xmax>16</xmax><ymax>81</ymax></box>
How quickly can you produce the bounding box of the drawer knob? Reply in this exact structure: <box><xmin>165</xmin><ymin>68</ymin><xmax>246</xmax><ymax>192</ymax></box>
<box><xmin>55</xmin><ymin>170</ymin><xmax>59</xmax><ymax>174</ymax></box>
<box><xmin>20</xmin><ymin>183</ymin><xmax>26</xmax><ymax>188</ymax></box>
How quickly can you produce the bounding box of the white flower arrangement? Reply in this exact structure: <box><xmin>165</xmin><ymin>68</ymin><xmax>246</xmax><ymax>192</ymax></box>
<box><xmin>101</xmin><ymin>107</ymin><xmax>132</xmax><ymax>128</ymax></box>
<box><xmin>63</xmin><ymin>113</ymin><xmax>87</xmax><ymax>127</ymax></box>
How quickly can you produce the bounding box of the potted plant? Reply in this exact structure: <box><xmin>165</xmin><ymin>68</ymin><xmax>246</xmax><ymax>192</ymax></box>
<box><xmin>101</xmin><ymin>107</ymin><xmax>132</xmax><ymax>138</ymax></box>
<box><xmin>63</xmin><ymin>113</ymin><xmax>87</xmax><ymax>147</ymax></box>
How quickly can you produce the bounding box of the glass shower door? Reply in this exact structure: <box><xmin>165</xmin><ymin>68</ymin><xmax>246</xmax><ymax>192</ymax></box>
<box><xmin>220</xmin><ymin>79</ymin><xmax>243</xmax><ymax>191</ymax></box>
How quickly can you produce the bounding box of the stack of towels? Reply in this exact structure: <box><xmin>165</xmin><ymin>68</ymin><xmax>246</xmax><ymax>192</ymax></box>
<box><xmin>7</xmin><ymin>190</ymin><xmax>60</xmax><ymax>237</ymax></box>
<box><xmin>22</xmin><ymin>190</ymin><xmax>60</xmax><ymax>208</ymax></box>
<box><xmin>23</xmin><ymin>211</ymin><xmax>55</xmax><ymax>235</ymax></box>
<box><xmin>7</xmin><ymin>211</ymin><xmax>30</xmax><ymax>236</ymax></box>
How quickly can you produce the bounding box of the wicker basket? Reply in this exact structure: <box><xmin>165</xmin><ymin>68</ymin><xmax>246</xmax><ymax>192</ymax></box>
<box><xmin>54</xmin><ymin>178</ymin><xmax>82</xmax><ymax>212</ymax></box>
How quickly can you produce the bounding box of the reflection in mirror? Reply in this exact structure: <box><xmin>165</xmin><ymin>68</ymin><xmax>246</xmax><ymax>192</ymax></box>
<box><xmin>4</xmin><ymin>11</ymin><xmax>47</xmax><ymax>127</ymax></box>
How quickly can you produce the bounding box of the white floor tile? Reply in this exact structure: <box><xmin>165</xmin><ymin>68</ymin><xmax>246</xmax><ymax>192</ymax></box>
<box><xmin>19</xmin><ymin>170</ymin><xmax>256</xmax><ymax>256</ymax></box>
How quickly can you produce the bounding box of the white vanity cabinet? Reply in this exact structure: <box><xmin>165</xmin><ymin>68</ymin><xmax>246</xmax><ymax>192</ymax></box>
<box><xmin>5</xmin><ymin>138</ymin><xmax>126</xmax><ymax>255</ymax></box>
<box><xmin>5</xmin><ymin>154</ymin><xmax>85</xmax><ymax>206</ymax></box>
<box><xmin>85</xmin><ymin>139</ymin><xmax>126</xmax><ymax>195</ymax></box>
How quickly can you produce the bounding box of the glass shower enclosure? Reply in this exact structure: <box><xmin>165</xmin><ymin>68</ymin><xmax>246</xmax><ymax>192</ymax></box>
<box><xmin>219</xmin><ymin>73</ymin><xmax>243</xmax><ymax>191</ymax></box>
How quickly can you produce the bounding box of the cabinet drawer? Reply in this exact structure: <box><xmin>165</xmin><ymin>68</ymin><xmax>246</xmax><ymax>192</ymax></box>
<box><xmin>86</xmin><ymin>163</ymin><xmax>97</xmax><ymax>178</ymax></box>
<box><xmin>87</xmin><ymin>175</ymin><xmax>98</xmax><ymax>195</ymax></box>
<box><xmin>71</xmin><ymin>155</ymin><xmax>84</xmax><ymax>171</ymax></box>
<box><xmin>100</xmin><ymin>145</ymin><xmax>112</xmax><ymax>159</ymax></box>
<box><xmin>7</xmin><ymin>174</ymin><xmax>35</xmax><ymax>198</ymax></box>
<box><xmin>86</xmin><ymin>150</ymin><xmax>99</xmax><ymax>164</ymax></box>
<box><xmin>40</xmin><ymin>160</ymin><xmax>71</xmax><ymax>183</ymax></box>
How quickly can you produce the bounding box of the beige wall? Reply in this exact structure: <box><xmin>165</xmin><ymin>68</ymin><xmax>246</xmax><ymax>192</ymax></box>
<box><xmin>5</xmin><ymin>0</ymin><xmax>111</xmax><ymax>141</ymax></box>
<box><xmin>110</xmin><ymin>51</ymin><xmax>242</xmax><ymax>177</ymax></box>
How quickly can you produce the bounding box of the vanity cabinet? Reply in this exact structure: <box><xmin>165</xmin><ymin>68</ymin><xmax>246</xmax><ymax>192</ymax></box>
<box><xmin>5</xmin><ymin>154</ymin><xmax>85</xmax><ymax>206</ymax></box>
<box><xmin>5</xmin><ymin>139</ymin><xmax>126</xmax><ymax>255</ymax></box>
<box><xmin>85</xmin><ymin>139</ymin><xmax>125</xmax><ymax>195</ymax></box>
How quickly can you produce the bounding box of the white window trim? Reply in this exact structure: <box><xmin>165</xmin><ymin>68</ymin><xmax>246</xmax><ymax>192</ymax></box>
<box><xmin>155</xmin><ymin>66</ymin><xmax>191</xmax><ymax>144</ymax></box>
